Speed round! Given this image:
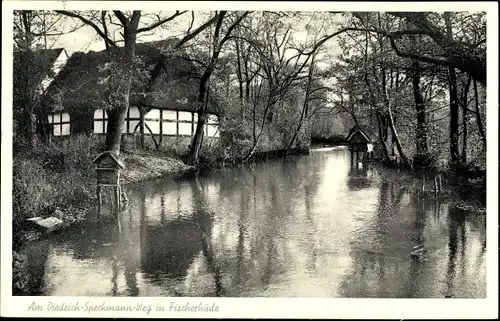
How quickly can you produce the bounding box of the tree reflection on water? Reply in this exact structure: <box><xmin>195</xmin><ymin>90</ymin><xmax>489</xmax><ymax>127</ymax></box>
<box><xmin>17</xmin><ymin>149</ymin><xmax>486</xmax><ymax>298</ymax></box>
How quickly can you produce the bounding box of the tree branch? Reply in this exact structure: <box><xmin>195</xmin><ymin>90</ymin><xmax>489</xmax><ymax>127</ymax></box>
<box><xmin>113</xmin><ymin>10</ymin><xmax>129</xmax><ymax>28</ymax></box>
<box><xmin>186</xmin><ymin>11</ymin><xmax>195</xmax><ymax>34</ymax></box>
<box><xmin>137</xmin><ymin>10</ymin><xmax>187</xmax><ymax>33</ymax></box>
<box><xmin>174</xmin><ymin>13</ymin><xmax>220</xmax><ymax>49</ymax></box>
<box><xmin>217</xmin><ymin>11</ymin><xmax>251</xmax><ymax>51</ymax></box>
<box><xmin>176</xmin><ymin>55</ymin><xmax>209</xmax><ymax>68</ymax></box>
<box><xmin>55</xmin><ymin>10</ymin><xmax>117</xmax><ymax>47</ymax></box>
<box><xmin>389</xmin><ymin>36</ymin><xmax>450</xmax><ymax>66</ymax></box>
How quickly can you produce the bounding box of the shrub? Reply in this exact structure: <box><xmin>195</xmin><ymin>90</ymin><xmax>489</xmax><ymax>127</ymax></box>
<box><xmin>12</xmin><ymin>134</ymin><xmax>100</xmax><ymax>225</ymax></box>
<box><xmin>13</xmin><ymin>159</ymin><xmax>56</xmax><ymax>224</ymax></box>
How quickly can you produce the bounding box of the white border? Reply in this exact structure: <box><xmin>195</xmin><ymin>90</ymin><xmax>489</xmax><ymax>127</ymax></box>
<box><xmin>2</xmin><ymin>1</ymin><xmax>498</xmax><ymax>319</ymax></box>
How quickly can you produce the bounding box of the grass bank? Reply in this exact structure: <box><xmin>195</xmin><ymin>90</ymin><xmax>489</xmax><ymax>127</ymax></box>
<box><xmin>12</xmin><ymin>134</ymin><xmax>311</xmax><ymax>249</ymax></box>
<box><xmin>370</xmin><ymin>155</ymin><xmax>486</xmax><ymax>208</ymax></box>
<box><xmin>12</xmin><ymin>135</ymin><xmax>194</xmax><ymax>250</ymax></box>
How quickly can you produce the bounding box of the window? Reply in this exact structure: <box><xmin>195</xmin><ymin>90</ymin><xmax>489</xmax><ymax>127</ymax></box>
<box><xmin>145</xmin><ymin>109</ymin><xmax>160</xmax><ymax>134</ymax></box>
<box><xmin>125</xmin><ymin>106</ymin><xmax>140</xmax><ymax>134</ymax></box>
<box><xmin>178</xmin><ymin>122</ymin><xmax>192</xmax><ymax>136</ymax></box>
<box><xmin>48</xmin><ymin>112</ymin><xmax>70</xmax><ymax>136</ymax></box>
<box><xmin>178</xmin><ymin>111</ymin><xmax>192</xmax><ymax>121</ymax></box>
<box><xmin>93</xmin><ymin>109</ymin><xmax>108</xmax><ymax>134</ymax></box>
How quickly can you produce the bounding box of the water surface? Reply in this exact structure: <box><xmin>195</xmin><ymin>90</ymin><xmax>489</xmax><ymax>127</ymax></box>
<box><xmin>19</xmin><ymin>147</ymin><xmax>486</xmax><ymax>297</ymax></box>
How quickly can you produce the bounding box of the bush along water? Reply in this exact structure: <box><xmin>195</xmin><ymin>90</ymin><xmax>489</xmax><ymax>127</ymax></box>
<box><xmin>12</xmin><ymin>134</ymin><xmax>107</xmax><ymax>247</ymax></box>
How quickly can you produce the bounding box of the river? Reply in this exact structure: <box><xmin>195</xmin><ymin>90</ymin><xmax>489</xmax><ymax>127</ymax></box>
<box><xmin>18</xmin><ymin>147</ymin><xmax>486</xmax><ymax>297</ymax></box>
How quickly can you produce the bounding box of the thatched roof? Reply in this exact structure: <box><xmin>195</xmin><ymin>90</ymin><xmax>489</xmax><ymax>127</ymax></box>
<box><xmin>42</xmin><ymin>39</ymin><xmax>219</xmax><ymax>115</ymax></box>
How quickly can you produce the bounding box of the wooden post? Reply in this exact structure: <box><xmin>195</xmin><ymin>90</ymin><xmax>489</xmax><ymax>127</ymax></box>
<box><xmin>422</xmin><ymin>175</ymin><xmax>426</xmax><ymax>192</ymax></box>
<box><xmin>118</xmin><ymin>184</ymin><xmax>122</xmax><ymax>208</ymax></box>
<box><xmin>59</xmin><ymin>113</ymin><xmax>62</xmax><ymax>136</ymax></box>
<box><xmin>176</xmin><ymin>111</ymin><xmax>179</xmax><ymax>140</ymax></box>
<box><xmin>97</xmin><ymin>185</ymin><xmax>102</xmax><ymax>214</ymax></box>
<box><xmin>191</xmin><ymin>112</ymin><xmax>195</xmax><ymax>136</ymax></box>
<box><xmin>140</xmin><ymin>108</ymin><xmax>145</xmax><ymax>148</ymax></box>
<box><xmin>127</xmin><ymin>106</ymin><xmax>130</xmax><ymax>134</ymax></box>
<box><xmin>103</xmin><ymin>109</ymin><xmax>106</xmax><ymax>134</ymax></box>
<box><xmin>116</xmin><ymin>207</ymin><xmax>122</xmax><ymax>232</ymax></box>
<box><xmin>434</xmin><ymin>176</ymin><xmax>438</xmax><ymax>196</ymax></box>
<box><xmin>114</xmin><ymin>185</ymin><xmax>120</xmax><ymax>216</ymax></box>
<box><xmin>438</xmin><ymin>174</ymin><xmax>443</xmax><ymax>193</ymax></box>
<box><xmin>159</xmin><ymin>109</ymin><xmax>163</xmax><ymax>147</ymax></box>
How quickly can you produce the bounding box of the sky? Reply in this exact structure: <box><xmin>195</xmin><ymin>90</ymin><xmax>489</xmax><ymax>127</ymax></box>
<box><xmin>50</xmin><ymin>11</ymin><xmax>201</xmax><ymax>54</ymax></box>
<box><xmin>45</xmin><ymin>11</ymin><xmax>343</xmax><ymax>58</ymax></box>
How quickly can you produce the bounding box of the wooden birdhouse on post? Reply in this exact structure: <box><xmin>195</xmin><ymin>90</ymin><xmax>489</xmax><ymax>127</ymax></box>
<box><xmin>346</xmin><ymin>126</ymin><xmax>373</xmax><ymax>170</ymax></box>
<box><xmin>92</xmin><ymin>151</ymin><xmax>125</xmax><ymax>214</ymax></box>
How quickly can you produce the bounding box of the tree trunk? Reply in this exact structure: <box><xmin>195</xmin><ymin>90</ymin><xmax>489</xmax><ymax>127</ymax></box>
<box><xmin>380</xmin><ymin>66</ymin><xmax>409</xmax><ymax>166</ymax></box>
<box><xmin>19</xmin><ymin>50</ymin><xmax>36</xmax><ymax>147</ymax></box>
<box><xmin>448</xmin><ymin>68</ymin><xmax>460</xmax><ymax>167</ymax></box>
<box><xmin>473</xmin><ymin>79</ymin><xmax>486</xmax><ymax>148</ymax></box>
<box><xmin>243</xmin><ymin>93</ymin><xmax>274</xmax><ymax>161</ymax></box>
<box><xmin>104</xmin><ymin>12</ymin><xmax>140</xmax><ymax>156</ymax></box>
<box><xmin>105</xmin><ymin>107</ymin><xmax>129</xmax><ymax>154</ymax></box>
<box><xmin>445</xmin><ymin>12</ymin><xmax>460</xmax><ymax>169</ymax></box>
<box><xmin>187</xmin><ymin>73</ymin><xmax>210</xmax><ymax>165</ymax></box>
<box><xmin>186</xmin><ymin>11</ymin><xmax>247</xmax><ymax>165</ymax></box>
<box><xmin>461</xmin><ymin>74</ymin><xmax>472</xmax><ymax>165</ymax></box>
<box><xmin>386</xmin><ymin>102</ymin><xmax>409</xmax><ymax>166</ymax></box>
<box><xmin>412</xmin><ymin>60</ymin><xmax>427</xmax><ymax>155</ymax></box>
<box><xmin>35</xmin><ymin>108</ymin><xmax>51</xmax><ymax>143</ymax></box>
<box><xmin>376</xmin><ymin>111</ymin><xmax>391</xmax><ymax>162</ymax></box>
<box><xmin>21</xmin><ymin>101</ymin><xmax>34</xmax><ymax>146</ymax></box>
<box><xmin>289</xmin><ymin>53</ymin><xmax>316</xmax><ymax>149</ymax></box>
<box><xmin>235</xmin><ymin>39</ymin><xmax>245</xmax><ymax>121</ymax></box>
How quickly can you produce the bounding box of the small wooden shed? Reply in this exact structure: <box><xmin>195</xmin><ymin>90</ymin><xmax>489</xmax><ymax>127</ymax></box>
<box><xmin>346</xmin><ymin>126</ymin><xmax>373</xmax><ymax>152</ymax></box>
<box><xmin>92</xmin><ymin>151</ymin><xmax>125</xmax><ymax>213</ymax></box>
<box><xmin>92</xmin><ymin>151</ymin><xmax>125</xmax><ymax>186</ymax></box>
<box><xmin>346</xmin><ymin>126</ymin><xmax>374</xmax><ymax>169</ymax></box>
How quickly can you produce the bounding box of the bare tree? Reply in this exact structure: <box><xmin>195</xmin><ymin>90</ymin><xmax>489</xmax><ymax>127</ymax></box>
<box><xmin>13</xmin><ymin>10</ymin><xmax>83</xmax><ymax>146</ymax></box>
<box><xmin>185</xmin><ymin>11</ymin><xmax>250</xmax><ymax>165</ymax></box>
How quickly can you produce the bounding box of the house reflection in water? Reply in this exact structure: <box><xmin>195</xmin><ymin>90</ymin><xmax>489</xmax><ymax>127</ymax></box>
<box><xmin>347</xmin><ymin>165</ymin><xmax>374</xmax><ymax>191</ymax></box>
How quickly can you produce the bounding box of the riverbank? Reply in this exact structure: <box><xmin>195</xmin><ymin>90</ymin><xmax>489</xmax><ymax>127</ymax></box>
<box><xmin>13</xmin><ymin>144</ymin><xmax>487</xmax><ymax>299</ymax></box>
<box><xmin>12</xmin><ymin>148</ymin><xmax>194</xmax><ymax>250</ymax></box>
<box><xmin>12</xmin><ymin>139</ymin><xmax>311</xmax><ymax>250</ymax></box>
<box><xmin>12</xmin><ymin>135</ymin><xmax>485</xmax><ymax>251</ymax></box>
<box><xmin>369</xmin><ymin>158</ymin><xmax>486</xmax><ymax>209</ymax></box>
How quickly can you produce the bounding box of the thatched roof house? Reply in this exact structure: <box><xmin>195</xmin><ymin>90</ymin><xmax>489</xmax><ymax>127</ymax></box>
<box><xmin>42</xmin><ymin>39</ymin><xmax>220</xmax><ymax>136</ymax></box>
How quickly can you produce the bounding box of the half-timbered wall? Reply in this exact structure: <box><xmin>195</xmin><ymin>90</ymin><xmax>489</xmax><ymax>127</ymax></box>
<box><xmin>49</xmin><ymin>107</ymin><xmax>219</xmax><ymax>138</ymax></box>
<box><xmin>93</xmin><ymin>107</ymin><xmax>219</xmax><ymax>137</ymax></box>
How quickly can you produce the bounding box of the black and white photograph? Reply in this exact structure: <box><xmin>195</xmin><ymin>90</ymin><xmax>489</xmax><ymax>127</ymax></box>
<box><xmin>1</xmin><ymin>1</ymin><xmax>498</xmax><ymax>319</ymax></box>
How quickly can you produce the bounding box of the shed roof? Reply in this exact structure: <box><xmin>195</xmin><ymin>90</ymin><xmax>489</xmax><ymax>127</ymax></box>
<box><xmin>346</xmin><ymin>126</ymin><xmax>372</xmax><ymax>143</ymax></box>
<box><xmin>92</xmin><ymin>151</ymin><xmax>125</xmax><ymax>169</ymax></box>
